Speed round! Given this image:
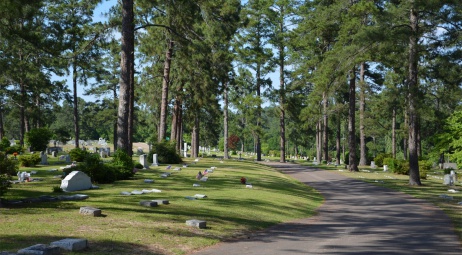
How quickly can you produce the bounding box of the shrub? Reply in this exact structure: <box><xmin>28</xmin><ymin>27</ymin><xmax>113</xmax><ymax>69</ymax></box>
<box><xmin>18</xmin><ymin>154</ymin><xmax>40</xmax><ymax>167</ymax></box>
<box><xmin>269</xmin><ymin>150</ymin><xmax>280</xmax><ymax>157</ymax></box>
<box><xmin>374</xmin><ymin>153</ymin><xmax>392</xmax><ymax>167</ymax></box>
<box><xmin>0</xmin><ymin>174</ymin><xmax>11</xmax><ymax>198</ymax></box>
<box><xmin>148</xmin><ymin>141</ymin><xmax>181</xmax><ymax>164</ymax></box>
<box><xmin>0</xmin><ymin>137</ymin><xmax>10</xmax><ymax>151</ymax></box>
<box><xmin>111</xmin><ymin>149</ymin><xmax>135</xmax><ymax>180</ymax></box>
<box><xmin>25</xmin><ymin>128</ymin><xmax>52</xmax><ymax>152</ymax></box>
<box><xmin>69</xmin><ymin>148</ymin><xmax>89</xmax><ymax>162</ymax></box>
<box><xmin>5</xmin><ymin>145</ymin><xmax>24</xmax><ymax>155</ymax></box>
<box><xmin>394</xmin><ymin>160</ymin><xmax>409</xmax><ymax>175</ymax></box>
<box><xmin>419</xmin><ymin>160</ymin><xmax>432</xmax><ymax>180</ymax></box>
<box><xmin>0</xmin><ymin>152</ymin><xmax>18</xmax><ymax>176</ymax></box>
<box><xmin>52</xmin><ymin>186</ymin><xmax>63</xmax><ymax>193</ymax></box>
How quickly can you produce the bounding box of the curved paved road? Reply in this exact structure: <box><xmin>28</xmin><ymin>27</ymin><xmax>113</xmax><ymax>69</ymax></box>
<box><xmin>191</xmin><ymin>162</ymin><xmax>462</xmax><ymax>255</ymax></box>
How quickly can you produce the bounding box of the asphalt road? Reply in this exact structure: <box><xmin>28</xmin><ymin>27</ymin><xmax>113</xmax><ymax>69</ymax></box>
<box><xmin>190</xmin><ymin>162</ymin><xmax>462</xmax><ymax>255</ymax></box>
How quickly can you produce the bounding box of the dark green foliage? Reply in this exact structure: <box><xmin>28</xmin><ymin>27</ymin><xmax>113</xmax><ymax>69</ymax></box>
<box><xmin>134</xmin><ymin>163</ymin><xmax>143</xmax><ymax>169</ymax></box>
<box><xmin>0</xmin><ymin>174</ymin><xmax>11</xmax><ymax>198</ymax></box>
<box><xmin>394</xmin><ymin>160</ymin><xmax>410</xmax><ymax>175</ymax></box>
<box><xmin>63</xmin><ymin>151</ymin><xmax>134</xmax><ymax>184</ymax></box>
<box><xmin>0</xmin><ymin>152</ymin><xmax>18</xmax><ymax>176</ymax></box>
<box><xmin>112</xmin><ymin>149</ymin><xmax>134</xmax><ymax>169</ymax></box>
<box><xmin>269</xmin><ymin>150</ymin><xmax>280</xmax><ymax>157</ymax></box>
<box><xmin>110</xmin><ymin>149</ymin><xmax>135</xmax><ymax>180</ymax></box>
<box><xmin>0</xmin><ymin>138</ymin><xmax>10</xmax><ymax>151</ymax></box>
<box><xmin>374</xmin><ymin>153</ymin><xmax>393</xmax><ymax>167</ymax></box>
<box><xmin>0</xmin><ymin>152</ymin><xmax>17</xmax><ymax>197</ymax></box>
<box><xmin>418</xmin><ymin>160</ymin><xmax>432</xmax><ymax>180</ymax></box>
<box><xmin>69</xmin><ymin>148</ymin><xmax>89</xmax><ymax>162</ymax></box>
<box><xmin>25</xmin><ymin>128</ymin><xmax>52</xmax><ymax>152</ymax></box>
<box><xmin>148</xmin><ymin>141</ymin><xmax>182</xmax><ymax>164</ymax></box>
<box><xmin>18</xmin><ymin>154</ymin><xmax>40</xmax><ymax>167</ymax></box>
<box><xmin>5</xmin><ymin>145</ymin><xmax>24</xmax><ymax>155</ymax></box>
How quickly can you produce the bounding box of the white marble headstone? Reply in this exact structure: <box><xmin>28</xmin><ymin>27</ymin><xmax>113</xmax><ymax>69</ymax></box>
<box><xmin>60</xmin><ymin>171</ymin><xmax>92</xmax><ymax>192</ymax></box>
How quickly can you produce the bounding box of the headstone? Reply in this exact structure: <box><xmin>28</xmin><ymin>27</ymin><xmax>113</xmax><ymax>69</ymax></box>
<box><xmin>183</xmin><ymin>142</ymin><xmax>188</xmax><ymax>157</ymax></box>
<box><xmin>443</xmin><ymin>174</ymin><xmax>454</xmax><ymax>185</ymax></box>
<box><xmin>51</xmin><ymin>151</ymin><xmax>57</xmax><ymax>157</ymax></box>
<box><xmin>65</xmin><ymin>155</ymin><xmax>71</xmax><ymax>163</ymax></box>
<box><xmin>144</xmin><ymin>179</ymin><xmax>154</xmax><ymax>183</ymax></box>
<box><xmin>50</xmin><ymin>238</ymin><xmax>88</xmax><ymax>251</ymax></box>
<box><xmin>151</xmin><ymin>154</ymin><xmax>159</xmax><ymax>166</ymax></box>
<box><xmin>194</xmin><ymin>194</ymin><xmax>207</xmax><ymax>198</ymax></box>
<box><xmin>443</xmin><ymin>163</ymin><xmax>458</xmax><ymax>170</ymax></box>
<box><xmin>140</xmin><ymin>200</ymin><xmax>158</xmax><ymax>207</ymax></box>
<box><xmin>140</xmin><ymin>154</ymin><xmax>149</xmax><ymax>169</ymax></box>
<box><xmin>60</xmin><ymin>171</ymin><xmax>92</xmax><ymax>192</ymax></box>
<box><xmin>152</xmin><ymin>199</ymin><xmax>169</xmax><ymax>204</ymax></box>
<box><xmin>40</xmin><ymin>152</ymin><xmax>48</xmax><ymax>165</ymax></box>
<box><xmin>383</xmin><ymin>165</ymin><xmax>388</xmax><ymax>171</ymax></box>
<box><xmin>79</xmin><ymin>206</ymin><xmax>102</xmax><ymax>216</ymax></box>
<box><xmin>17</xmin><ymin>244</ymin><xmax>60</xmax><ymax>255</ymax></box>
<box><xmin>106</xmin><ymin>148</ymin><xmax>111</xmax><ymax>157</ymax></box>
<box><xmin>186</xmin><ymin>219</ymin><xmax>206</xmax><ymax>229</ymax></box>
<box><xmin>99</xmin><ymin>150</ymin><xmax>107</xmax><ymax>158</ymax></box>
<box><xmin>371</xmin><ymin>161</ymin><xmax>376</xmax><ymax>169</ymax></box>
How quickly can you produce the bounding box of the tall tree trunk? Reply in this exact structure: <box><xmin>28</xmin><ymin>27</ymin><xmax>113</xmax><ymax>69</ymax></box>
<box><xmin>316</xmin><ymin>120</ymin><xmax>322</xmax><ymax>163</ymax></box>
<box><xmin>117</xmin><ymin>0</ymin><xmax>134</xmax><ymax>154</ymax></box>
<box><xmin>19</xmin><ymin>80</ymin><xmax>26</xmax><ymax>147</ymax></box>
<box><xmin>403</xmin><ymin>110</ymin><xmax>408</xmax><ymax>160</ymax></box>
<box><xmin>223</xmin><ymin>81</ymin><xmax>229</xmax><ymax>159</ymax></box>
<box><xmin>279</xmin><ymin>30</ymin><xmax>286</xmax><ymax>163</ymax></box>
<box><xmin>158</xmin><ymin>40</ymin><xmax>174</xmax><ymax>142</ymax></box>
<box><xmin>348</xmin><ymin>66</ymin><xmax>359</xmax><ymax>172</ymax></box>
<box><xmin>127</xmin><ymin>45</ymin><xmax>135</xmax><ymax>156</ymax></box>
<box><xmin>407</xmin><ymin>3</ymin><xmax>421</xmax><ymax>185</ymax></box>
<box><xmin>0</xmin><ymin>105</ymin><xmax>4</xmax><ymax>139</ymax></box>
<box><xmin>336</xmin><ymin>113</ymin><xmax>341</xmax><ymax>165</ymax></box>
<box><xmin>392</xmin><ymin>107</ymin><xmax>396</xmax><ymax>158</ymax></box>
<box><xmin>256</xmin><ymin>65</ymin><xmax>262</xmax><ymax>161</ymax></box>
<box><xmin>323</xmin><ymin>92</ymin><xmax>328</xmax><ymax>162</ymax></box>
<box><xmin>72</xmin><ymin>62</ymin><xmax>80</xmax><ymax>148</ymax></box>
<box><xmin>113</xmin><ymin>88</ymin><xmax>118</xmax><ymax>151</ymax></box>
<box><xmin>359</xmin><ymin>62</ymin><xmax>366</xmax><ymax>166</ymax></box>
<box><xmin>171</xmin><ymin>95</ymin><xmax>180</xmax><ymax>148</ymax></box>
<box><xmin>193</xmin><ymin>114</ymin><xmax>200</xmax><ymax>158</ymax></box>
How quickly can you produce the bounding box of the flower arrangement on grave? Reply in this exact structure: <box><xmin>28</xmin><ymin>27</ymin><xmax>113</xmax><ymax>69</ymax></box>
<box><xmin>13</xmin><ymin>152</ymin><xmax>18</xmax><ymax>159</ymax></box>
<box><xmin>240</xmin><ymin>177</ymin><xmax>246</xmax><ymax>184</ymax></box>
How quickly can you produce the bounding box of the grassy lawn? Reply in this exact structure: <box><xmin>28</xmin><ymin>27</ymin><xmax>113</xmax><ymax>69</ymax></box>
<box><xmin>0</xmin><ymin>156</ymin><xmax>322</xmax><ymax>255</ymax></box>
<box><xmin>297</xmin><ymin>160</ymin><xmax>462</xmax><ymax>242</ymax></box>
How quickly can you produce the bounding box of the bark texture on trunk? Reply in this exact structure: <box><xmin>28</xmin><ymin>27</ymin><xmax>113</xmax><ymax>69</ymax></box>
<box><xmin>392</xmin><ymin>107</ymin><xmax>396</xmax><ymax>158</ymax></box>
<box><xmin>158</xmin><ymin>40</ymin><xmax>174</xmax><ymax>142</ymax></box>
<box><xmin>348</xmin><ymin>66</ymin><xmax>359</xmax><ymax>172</ymax></box>
<box><xmin>359</xmin><ymin>62</ymin><xmax>366</xmax><ymax>166</ymax></box>
<box><xmin>323</xmin><ymin>92</ymin><xmax>328</xmax><ymax>162</ymax></box>
<box><xmin>223</xmin><ymin>81</ymin><xmax>229</xmax><ymax>159</ymax></box>
<box><xmin>407</xmin><ymin>3</ymin><xmax>421</xmax><ymax>185</ymax></box>
<box><xmin>73</xmin><ymin>62</ymin><xmax>80</xmax><ymax>148</ymax></box>
<box><xmin>117</xmin><ymin>0</ymin><xmax>134</xmax><ymax>153</ymax></box>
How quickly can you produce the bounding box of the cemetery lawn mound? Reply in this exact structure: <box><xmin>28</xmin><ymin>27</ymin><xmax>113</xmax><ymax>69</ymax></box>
<box><xmin>0</xmin><ymin>158</ymin><xmax>322</xmax><ymax>255</ymax></box>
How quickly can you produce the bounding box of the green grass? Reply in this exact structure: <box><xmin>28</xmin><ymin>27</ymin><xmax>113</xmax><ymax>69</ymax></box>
<box><xmin>297</xmin><ymin>161</ymin><xmax>462</xmax><ymax>242</ymax></box>
<box><xmin>0</xmin><ymin>157</ymin><xmax>322</xmax><ymax>255</ymax></box>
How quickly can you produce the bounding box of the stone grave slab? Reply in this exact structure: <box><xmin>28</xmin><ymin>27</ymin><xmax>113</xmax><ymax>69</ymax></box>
<box><xmin>140</xmin><ymin>200</ymin><xmax>158</xmax><ymax>207</ymax></box>
<box><xmin>173</xmin><ymin>167</ymin><xmax>181</xmax><ymax>171</ymax></box>
<box><xmin>200</xmin><ymin>176</ymin><xmax>208</xmax><ymax>182</ymax></box>
<box><xmin>60</xmin><ymin>171</ymin><xmax>92</xmax><ymax>192</ymax></box>
<box><xmin>194</xmin><ymin>194</ymin><xmax>207</xmax><ymax>198</ymax></box>
<box><xmin>151</xmin><ymin>199</ymin><xmax>169</xmax><ymax>205</ymax></box>
<box><xmin>131</xmin><ymin>190</ymin><xmax>144</xmax><ymax>195</ymax></box>
<box><xmin>50</xmin><ymin>238</ymin><xmax>88</xmax><ymax>252</ymax></box>
<box><xmin>193</xmin><ymin>183</ymin><xmax>201</xmax><ymax>187</ymax></box>
<box><xmin>186</xmin><ymin>219</ymin><xmax>207</xmax><ymax>229</ymax></box>
<box><xmin>185</xmin><ymin>196</ymin><xmax>197</xmax><ymax>200</ymax></box>
<box><xmin>144</xmin><ymin>179</ymin><xmax>154</xmax><ymax>183</ymax></box>
<box><xmin>151</xmin><ymin>154</ymin><xmax>159</xmax><ymax>167</ymax></box>
<box><xmin>140</xmin><ymin>154</ymin><xmax>149</xmax><ymax>169</ymax></box>
<box><xmin>79</xmin><ymin>206</ymin><xmax>102</xmax><ymax>216</ymax></box>
<box><xmin>120</xmin><ymin>191</ymin><xmax>131</xmax><ymax>195</ymax></box>
<box><xmin>17</xmin><ymin>244</ymin><xmax>60</xmax><ymax>255</ymax></box>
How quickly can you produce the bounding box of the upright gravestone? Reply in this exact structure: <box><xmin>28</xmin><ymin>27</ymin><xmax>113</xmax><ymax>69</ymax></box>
<box><xmin>140</xmin><ymin>154</ymin><xmax>149</xmax><ymax>169</ymax></box>
<box><xmin>151</xmin><ymin>154</ymin><xmax>159</xmax><ymax>166</ymax></box>
<box><xmin>65</xmin><ymin>154</ymin><xmax>71</xmax><ymax>163</ymax></box>
<box><xmin>371</xmin><ymin>161</ymin><xmax>376</xmax><ymax>169</ymax></box>
<box><xmin>106</xmin><ymin>148</ymin><xmax>111</xmax><ymax>157</ymax></box>
<box><xmin>52</xmin><ymin>151</ymin><xmax>57</xmax><ymax>157</ymax></box>
<box><xmin>61</xmin><ymin>171</ymin><xmax>92</xmax><ymax>192</ymax></box>
<box><xmin>40</xmin><ymin>151</ymin><xmax>48</xmax><ymax>165</ymax></box>
<box><xmin>183</xmin><ymin>143</ymin><xmax>188</xmax><ymax>158</ymax></box>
